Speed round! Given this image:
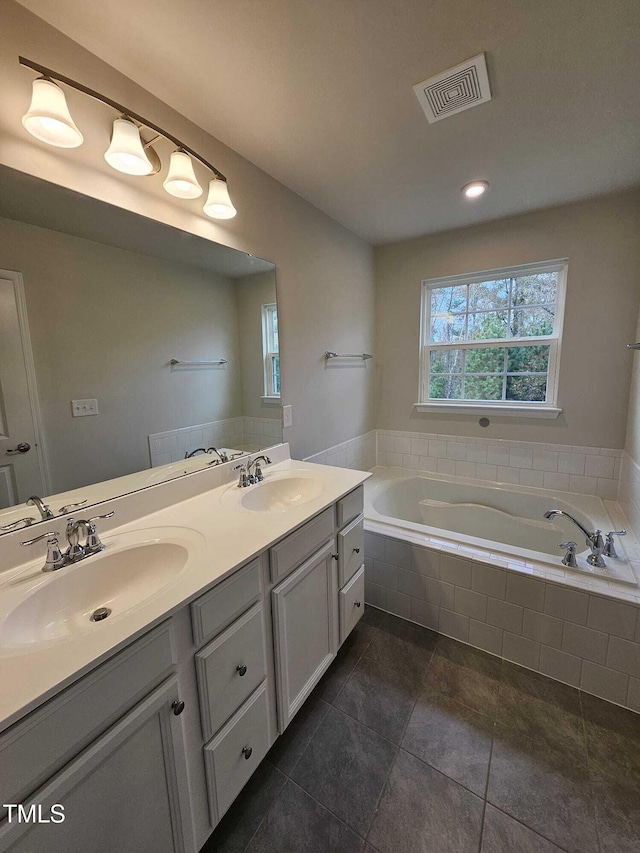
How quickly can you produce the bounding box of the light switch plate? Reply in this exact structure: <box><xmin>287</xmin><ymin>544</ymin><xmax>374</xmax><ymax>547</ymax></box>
<box><xmin>71</xmin><ymin>398</ymin><xmax>98</xmax><ymax>417</ymax></box>
<box><xmin>282</xmin><ymin>404</ymin><xmax>293</xmax><ymax>429</ymax></box>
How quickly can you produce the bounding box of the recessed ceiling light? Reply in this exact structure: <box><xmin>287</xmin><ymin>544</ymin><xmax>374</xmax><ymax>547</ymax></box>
<box><xmin>462</xmin><ymin>180</ymin><xmax>489</xmax><ymax>199</ymax></box>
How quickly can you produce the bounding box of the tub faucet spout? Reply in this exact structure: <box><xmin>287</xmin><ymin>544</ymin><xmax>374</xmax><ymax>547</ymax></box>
<box><xmin>544</xmin><ymin>509</ymin><xmax>606</xmax><ymax>568</ymax></box>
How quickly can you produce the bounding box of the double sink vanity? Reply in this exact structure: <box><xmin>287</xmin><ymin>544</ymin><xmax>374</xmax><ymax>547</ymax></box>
<box><xmin>0</xmin><ymin>444</ymin><xmax>369</xmax><ymax>852</ymax></box>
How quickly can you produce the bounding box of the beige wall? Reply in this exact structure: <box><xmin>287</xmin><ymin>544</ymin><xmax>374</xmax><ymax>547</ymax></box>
<box><xmin>375</xmin><ymin>191</ymin><xmax>640</xmax><ymax>449</ymax></box>
<box><xmin>0</xmin><ymin>2</ymin><xmax>375</xmax><ymax>461</ymax></box>
<box><xmin>0</xmin><ymin>214</ymin><xmax>242</xmax><ymax>491</ymax></box>
<box><xmin>235</xmin><ymin>271</ymin><xmax>280</xmax><ymax>421</ymax></box>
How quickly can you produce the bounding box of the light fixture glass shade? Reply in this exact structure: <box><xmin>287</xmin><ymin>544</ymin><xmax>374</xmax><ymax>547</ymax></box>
<box><xmin>163</xmin><ymin>150</ymin><xmax>203</xmax><ymax>199</ymax></box>
<box><xmin>203</xmin><ymin>178</ymin><xmax>237</xmax><ymax>219</ymax></box>
<box><xmin>462</xmin><ymin>180</ymin><xmax>489</xmax><ymax>198</ymax></box>
<box><xmin>104</xmin><ymin>118</ymin><xmax>153</xmax><ymax>175</ymax></box>
<box><xmin>21</xmin><ymin>78</ymin><xmax>83</xmax><ymax>148</ymax></box>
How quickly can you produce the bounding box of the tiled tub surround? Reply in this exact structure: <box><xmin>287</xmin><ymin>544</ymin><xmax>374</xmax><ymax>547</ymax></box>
<box><xmin>619</xmin><ymin>450</ymin><xmax>640</xmax><ymax>533</ymax></box>
<box><xmin>377</xmin><ymin>430</ymin><xmax>622</xmax><ymax>500</ymax></box>
<box><xmin>364</xmin><ymin>529</ymin><xmax>640</xmax><ymax>713</ymax></box>
<box><xmin>149</xmin><ymin>416</ymin><xmax>283</xmax><ymax>466</ymax></box>
<box><xmin>304</xmin><ymin>430</ymin><xmax>377</xmax><ymax>472</ymax></box>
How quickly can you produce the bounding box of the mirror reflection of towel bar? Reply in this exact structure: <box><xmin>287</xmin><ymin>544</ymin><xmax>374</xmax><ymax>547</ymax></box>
<box><xmin>627</xmin><ymin>344</ymin><xmax>640</xmax><ymax>350</ymax></box>
<box><xmin>324</xmin><ymin>351</ymin><xmax>373</xmax><ymax>360</ymax></box>
<box><xmin>169</xmin><ymin>358</ymin><xmax>228</xmax><ymax>365</ymax></box>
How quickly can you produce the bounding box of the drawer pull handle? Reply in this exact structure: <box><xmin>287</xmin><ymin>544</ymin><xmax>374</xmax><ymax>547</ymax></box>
<box><xmin>237</xmin><ymin>664</ymin><xmax>247</xmax><ymax>677</ymax></box>
<box><xmin>332</xmin><ymin>554</ymin><xmax>338</xmax><ymax>561</ymax></box>
<box><xmin>353</xmin><ymin>547</ymin><xmax>360</xmax><ymax>554</ymax></box>
<box><xmin>242</xmin><ymin>746</ymin><xmax>253</xmax><ymax>760</ymax></box>
<box><xmin>171</xmin><ymin>700</ymin><xmax>185</xmax><ymax>716</ymax></box>
<box><xmin>354</xmin><ymin>601</ymin><xmax>362</xmax><ymax>608</ymax></box>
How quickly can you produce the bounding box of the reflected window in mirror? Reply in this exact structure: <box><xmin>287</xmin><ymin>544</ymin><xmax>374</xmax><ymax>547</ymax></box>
<box><xmin>262</xmin><ymin>303</ymin><xmax>280</xmax><ymax>398</ymax></box>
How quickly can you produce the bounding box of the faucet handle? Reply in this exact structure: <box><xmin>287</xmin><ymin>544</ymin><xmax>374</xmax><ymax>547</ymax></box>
<box><xmin>20</xmin><ymin>531</ymin><xmax>64</xmax><ymax>571</ymax></box>
<box><xmin>86</xmin><ymin>512</ymin><xmax>114</xmax><ymax>553</ymax></box>
<box><xmin>1</xmin><ymin>517</ymin><xmax>36</xmax><ymax>531</ymax></box>
<box><xmin>88</xmin><ymin>512</ymin><xmax>115</xmax><ymax>523</ymax></box>
<box><xmin>559</xmin><ymin>541</ymin><xmax>578</xmax><ymax>568</ymax></box>
<box><xmin>604</xmin><ymin>530</ymin><xmax>626</xmax><ymax>558</ymax></box>
<box><xmin>58</xmin><ymin>499</ymin><xmax>87</xmax><ymax>514</ymax></box>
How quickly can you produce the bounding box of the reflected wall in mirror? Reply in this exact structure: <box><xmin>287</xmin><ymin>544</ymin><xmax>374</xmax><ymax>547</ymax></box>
<box><xmin>0</xmin><ymin>167</ymin><xmax>282</xmax><ymax>532</ymax></box>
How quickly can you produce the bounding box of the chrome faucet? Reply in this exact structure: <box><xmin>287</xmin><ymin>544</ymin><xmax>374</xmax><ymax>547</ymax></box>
<box><xmin>206</xmin><ymin>447</ymin><xmax>229</xmax><ymax>464</ymax></box>
<box><xmin>26</xmin><ymin>495</ymin><xmax>54</xmax><ymax>520</ymax></box>
<box><xmin>21</xmin><ymin>512</ymin><xmax>114</xmax><ymax>571</ymax></box>
<box><xmin>185</xmin><ymin>448</ymin><xmax>207</xmax><ymax>459</ymax></box>
<box><xmin>233</xmin><ymin>455</ymin><xmax>271</xmax><ymax>487</ymax></box>
<box><xmin>544</xmin><ymin>509</ymin><xmax>606</xmax><ymax>568</ymax></box>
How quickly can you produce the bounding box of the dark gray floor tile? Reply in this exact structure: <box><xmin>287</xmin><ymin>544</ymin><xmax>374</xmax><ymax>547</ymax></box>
<box><xmin>426</xmin><ymin>637</ymin><xmax>502</xmax><ymax>714</ymax></box>
<box><xmin>361</xmin><ymin>605</ymin><xmax>385</xmax><ymax>627</ymax></box>
<box><xmin>402</xmin><ymin>685</ymin><xmax>493</xmax><ymax>796</ymax></box>
<box><xmin>246</xmin><ymin>779</ymin><xmax>364</xmax><ymax>853</ymax></box>
<box><xmin>487</xmin><ymin>725</ymin><xmax>598</xmax><ymax>853</ymax></box>
<box><xmin>581</xmin><ymin>692</ymin><xmax>640</xmax><ymax>780</ymax></box>
<box><xmin>290</xmin><ymin>706</ymin><xmax>397</xmax><ymax>836</ymax></box>
<box><xmin>267</xmin><ymin>689</ymin><xmax>330</xmax><ymax>775</ymax></box>
<box><xmin>315</xmin><ymin>620</ymin><xmax>377</xmax><ymax>703</ymax></box>
<box><xmin>335</xmin><ymin>654</ymin><xmax>419</xmax><ymax>743</ymax></box>
<box><xmin>591</xmin><ymin>766</ymin><xmax>640</xmax><ymax>853</ymax></box>
<box><xmin>367</xmin><ymin>748</ymin><xmax>484</xmax><ymax>853</ymax></box>
<box><xmin>201</xmin><ymin>761</ymin><xmax>286</xmax><ymax>853</ymax></box>
<box><xmin>365</xmin><ymin>612</ymin><xmax>437</xmax><ymax>682</ymax></box>
<box><xmin>498</xmin><ymin>663</ymin><xmax>587</xmax><ymax>763</ymax></box>
<box><xmin>481</xmin><ymin>804</ymin><xmax>565</xmax><ymax>853</ymax></box>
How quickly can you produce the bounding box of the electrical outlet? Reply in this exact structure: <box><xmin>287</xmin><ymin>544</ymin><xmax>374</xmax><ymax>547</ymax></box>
<box><xmin>282</xmin><ymin>404</ymin><xmax>293</xmax><ymax>429</ymax></box>
<box><xmin>71</xmin><ymin>398</ymin><xmax>98</xmax><ymax>417</ymax></box>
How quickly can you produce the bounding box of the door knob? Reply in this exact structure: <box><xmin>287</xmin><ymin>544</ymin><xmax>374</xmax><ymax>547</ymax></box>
<box><xmin>6</xmin><ymin>442</ymin><xmax>31</xmax><ymax>454</ymax></box>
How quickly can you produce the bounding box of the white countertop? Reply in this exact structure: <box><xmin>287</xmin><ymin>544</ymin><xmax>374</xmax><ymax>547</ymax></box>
<box><xmin>0</xmin><ymin>456</ymin><xmax>370</xmax><ymax>733</ymax></box>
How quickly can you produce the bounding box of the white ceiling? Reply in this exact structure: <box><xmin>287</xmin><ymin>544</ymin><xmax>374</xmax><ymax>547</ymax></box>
<box><xmin>16</xmin><ymin>0</ymin><xmax>640</xmax><ymax>244</ymax></box>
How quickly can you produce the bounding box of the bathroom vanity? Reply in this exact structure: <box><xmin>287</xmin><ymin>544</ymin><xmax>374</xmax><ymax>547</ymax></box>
<box><xmin>0</xmin><ymin>447</ymin><xmax>368</xmax><ymax>852</ymax></box>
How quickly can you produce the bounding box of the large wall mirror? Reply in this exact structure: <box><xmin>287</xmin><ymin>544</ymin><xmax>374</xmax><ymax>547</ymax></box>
<box><xmin>0</xmin><ymin>166</ymin><xmax>282</xmax><ymax>533</ymax></box>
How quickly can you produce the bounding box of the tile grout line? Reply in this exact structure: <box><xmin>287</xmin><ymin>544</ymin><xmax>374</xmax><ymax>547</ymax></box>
<box><xmin>578</xmin><ymin>689</ymin><xmax>604</xmax><ymax>853</ymax></box>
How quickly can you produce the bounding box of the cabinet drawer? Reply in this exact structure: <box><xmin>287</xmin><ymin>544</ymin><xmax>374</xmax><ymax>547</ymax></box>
<box><xmin>339</xmin><ymin>565</ymin><xmax>365</xmax><ymax>643</ymax></box>
<box><xmin>0</xmin><ymin>621</ymin><xmax>175</xmax><ymax>812</ymax></box>
<box><xmin>195</xmin><ymin>603</ymin><xmax>267</xmax><ymax>740</ymax></box>
<box><xmin>191</xmin><ymin>557</ymin><xmax>261</xmax><ymax>647</ymax></box>
<box><xmin>269</xmin><ymin>506</ymin><xmax>335</xmax><ymax>582</ymax></box>
<box><xmin>204</xmin><ymin>683</ymin><xmax>271</xmax><ymax>822</ymax></box>
<box><xmin>336</xmin><ymin>486</ymin><xmax>364</xmax><ymax>529</ymax></box>
<box><xmin>338</xmin><ymin>514</ymin><xmax>364</xmax><ymax>587</ymax></box>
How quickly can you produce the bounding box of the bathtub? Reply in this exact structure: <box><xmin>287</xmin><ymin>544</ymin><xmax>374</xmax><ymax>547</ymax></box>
<box><xmin>365</xmin><ymin>467</ymin><xmax>636</xmax><ymax>587</ymax></box>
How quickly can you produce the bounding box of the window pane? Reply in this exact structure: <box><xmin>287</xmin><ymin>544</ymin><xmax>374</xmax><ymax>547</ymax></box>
<box><xmin>507</xmin><ymin>345</ymin><xmax>550</xmax><ymax>373</ymax></box>
<box><xmin>468</xmin><ymin>279</ymin><xmax>509</xmax><ymax>312</ymax></box>
<box><xmin>431</xmin><ymin>315</ymin><xmax>465</xmax><ymax>343</ymax></box>
<box><xmin>467</xmin><ymin>312</ymin><xmax>508</xmax><ymax>341</ymax></box>
<box><xmin>464</xmin><ymin>375</ymin><xmax>503</xmax><ymax>401</ymax></box>
<box><xmin>431</xmin><ymin>285</ymin><xmax>467</xmax><ymax>316</ymax></box>
<box><xmin>272</xmin><ymin>355</ymin><xmax>280</xmax><ymax>394</ymax></box>
<box><xmin>430</xmin><ymin>349</ymin><xmax>463</xmax><ymax>373</ymax></box>
<box><xmin>271</xmin><ymin>309</ymin><xmax>279</xmax><ymax>352</ymax></box>
<box><xmin>512</xmin><ymin>272</ymin><xmax>557</xmax><ymax>307</ymax></box>
<box><xmin>506</xmin><ymin>375</ymin><xmax>547</xmax><ymax>402</ymax></box>
<box><xmin>429</xmin><ymin>374</ymin><xmax>462</xmax><ymax>399</ymax></box>
<box><xmin>465</xmin><ymin>346</ymin><xmax>505</xmax><ymax>374</ymax></box>
<box><xmin>510</xmin><ymin>306</ymin><xmax>554</xmax><ymax>337</ymax></box>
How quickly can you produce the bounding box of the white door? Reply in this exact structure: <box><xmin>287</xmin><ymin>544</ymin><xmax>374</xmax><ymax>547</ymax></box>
<box><xmin>0</xmin><ymin>272</ymin><xmax>45</xmax><ymax>507</ymax></box>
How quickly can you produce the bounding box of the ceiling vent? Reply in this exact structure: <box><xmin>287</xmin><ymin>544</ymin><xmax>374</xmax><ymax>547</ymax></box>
<box><xmin>414</xmin><ymin>53</ymin><xmax>491</xmax><ymax>123</ymax></box>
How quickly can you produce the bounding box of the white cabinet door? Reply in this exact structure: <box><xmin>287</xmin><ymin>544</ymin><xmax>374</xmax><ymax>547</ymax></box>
<box><xmin>0</xmin><ymin>677</ymin><xmax>194</xmax><ymax>853</ymax></box>
<box><xmin>272</xmin><ymin>541</ymin><xmax>338</xmax><ymax>732</ymax></box>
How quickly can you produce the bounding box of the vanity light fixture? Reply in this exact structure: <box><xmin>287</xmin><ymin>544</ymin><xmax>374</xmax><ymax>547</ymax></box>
<box><xmin>21</xmin><ymin>77</ymin><xmax>83</xmax><ymax>148</ymax></box>
<box><xmin>19</xmin><ymin>56</ymin><xmax>236</xmax><ymax>219</ymax></box>
<box><xmin>104</xmin><ymin>117</ymin><xmax>155</xmax><ymax>176</ymax></box>
<box><xmin>462</xmin><ymin>180</ymin><xmax>489</xmax><ymax>199</ymax></box>
<box><xmin>163</xmin><ymin>150</ymin><xmax>203</xmax><ymax>199</ymax></box>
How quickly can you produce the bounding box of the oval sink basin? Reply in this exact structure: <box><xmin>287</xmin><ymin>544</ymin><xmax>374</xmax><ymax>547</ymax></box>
<box><xmin>240</xmin><ymin>476</ymin><xmax>323</xmax><ymax>512</ymax></box>
<box><xmin>0</xmin><ymin>531</ymin><xmax>199</xmax><ymax>649</ymax></box>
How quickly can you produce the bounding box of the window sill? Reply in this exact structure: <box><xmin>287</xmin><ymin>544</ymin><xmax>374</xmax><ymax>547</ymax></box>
<box><xmin>414</xmin><ymin>402</ymin><xmax>562</xmax><ymax>420</ymax></box>
<box><xmin>261</xmin><ymin>395</ymin><xmax>282</xmax><ymax>405</ymax></box>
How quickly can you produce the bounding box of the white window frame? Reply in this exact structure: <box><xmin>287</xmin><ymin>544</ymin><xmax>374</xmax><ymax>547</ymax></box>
<box><xmin>416</xmin><ymin>259</ymin><xmax>567</xmax><ymax>419</ymax></box>
<box><xmin>261</xmin><ymin>303</ymin><xmax>280</xmax><ymax>400</ymax></box>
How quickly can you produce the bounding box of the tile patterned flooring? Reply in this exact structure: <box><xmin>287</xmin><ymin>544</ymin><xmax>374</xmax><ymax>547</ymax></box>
<box><xmin>202</xmin><ymin>606</ymin><xmax>640</xmax><ymax>853</ymax></box>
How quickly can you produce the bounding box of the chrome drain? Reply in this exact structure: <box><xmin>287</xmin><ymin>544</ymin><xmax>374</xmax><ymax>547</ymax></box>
<box><xmin>90</xmin><ymin>606</ymin><xmax>112</xmax><ymax>622</ymax></box>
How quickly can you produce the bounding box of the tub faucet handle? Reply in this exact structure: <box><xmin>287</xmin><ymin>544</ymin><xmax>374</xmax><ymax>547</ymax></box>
<box><xmin>559</xmin><ymin>541</ymin><xmax>578</xmax><ymax>568</ymax></box>
<box><xmin>603</xmin><ymin>530</ymin><xmax>626</xmax><ymax>558</ymax></box>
